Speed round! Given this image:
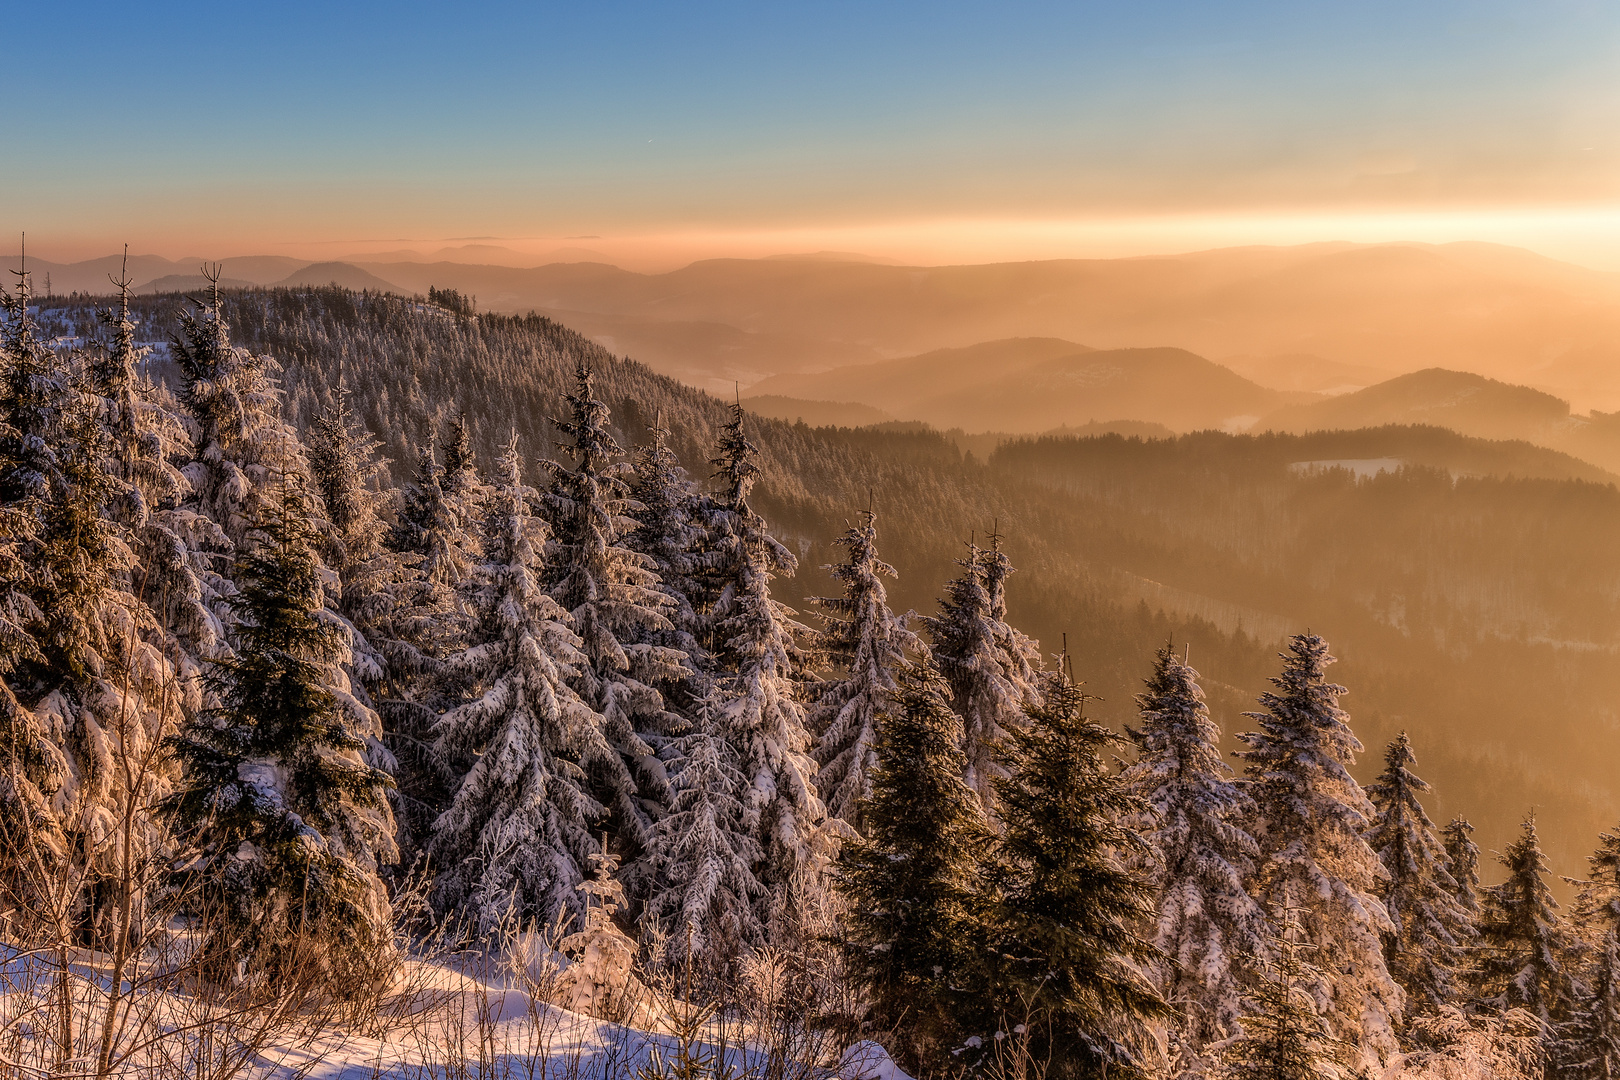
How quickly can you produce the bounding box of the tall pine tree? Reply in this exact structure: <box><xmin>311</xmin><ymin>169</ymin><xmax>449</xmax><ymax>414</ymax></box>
<box><xmin>922</xmin><ymin>537</ymin><xmax>1041</xmax><ymax>807</ymax></box>
<box><xmin>1365</xmin><ymin>731</ymin><xmax>1473</xmax><ymax>1017</ymax></box>
<box><xmin>1473</xmin><ymin>816</ymin><xmax>1580</xmax><ymax>1027</ymax></box>
<box><xmin>1236</xmin><ymin>633</ymin><xmax>1401</xmax><ymax>1068</ymax></box>
<box><xmin>1443</xmin><ymin>816</ymin><xmax>1482</xmax><ymax>922</ymax></box>
<box><xmin>428</xmin><ymin>437</ymin><xmax>616</xmax><ymax>929</ymax></box>
<box><xmin>706</xmin><ymin>402</ymin><xmax>825</xmax><ymax>931</ymax></box>
<box><xmin>834</xmin><ymin>663</ymin><xmax>991</xmax><ymax>1075</ymax></box>
<box><xmin>807</xmin><ymin>509</ymin><xmax>923</xmax><ymax>832</ymax></box>
<box><xmin>1122</xmin><ymin>643</ymin><xmax>1268</xmax><ymax>1075</ymax></box>
<box><xmin>1555</xmin><ymin>828</ymin><xmax>1620</xmax><ymax>1079</ymax></box>
<box><xmin>990</xmin><ymin>664</ymin><xmax>1166</xmax><ymax>1080</ymax></box>
<box><xmin>166</xmin><ymin>481</ymin><xmax>396</xmax><ymax>986</ymax></box>
<box><xmin>542</xmin><ymin>364</ymin><xmax>685</xmax><ymax>889</ymax></box>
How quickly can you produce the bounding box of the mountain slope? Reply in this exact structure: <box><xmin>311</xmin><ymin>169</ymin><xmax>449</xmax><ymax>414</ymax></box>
<box><xmin>753</xmin><ymin>342</ymin><xmax>1301</xmax><ymax>433</ymax></box>
<box><xmin>34</xmin><ymin>285</ymin><xmax>1620</xmax><ymax>881</ymax></box>
<box><xmin>747</xmin><ymin>338</ymin><xmax>1092</xmax><ymax>413</ymax></box>
<box><xmin>1262</xmin><ymin>369</ymin><xmax>1573</xmax><ymax>442</ymax></box>
<box><xmin>274</xmin><ymin>261</ymin><xmax>402</xmax><ymax>292</ymax></box>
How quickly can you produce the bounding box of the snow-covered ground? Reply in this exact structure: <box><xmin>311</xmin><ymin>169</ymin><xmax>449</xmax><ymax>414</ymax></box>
<box><xmin>1</xmin><ymin>943</ymin><xmax>910</xmax><ymax>1080</ymax></box>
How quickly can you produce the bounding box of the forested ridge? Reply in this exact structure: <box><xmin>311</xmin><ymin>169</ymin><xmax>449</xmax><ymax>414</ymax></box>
<box><xmin>37</xmin><ymin>282</ymin><xmax>1620</xmax><ymax>873</ymax></box>
<box><xmin>9</xmin><ymin>274</ymin><xmax>1620</xmax><ymax>1076</ymax></box>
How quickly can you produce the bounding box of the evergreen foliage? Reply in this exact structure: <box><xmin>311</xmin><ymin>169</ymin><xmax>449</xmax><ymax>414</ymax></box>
<box><xmin>1236</xmin><ymin>633</ymin><xmax>1401</xmax><ymax>1067</ymax></box>
<box><xmin>1365</xmin><ymin>731</ymin><xmax>1473</xmax><ymax>1016</ymax></box>
<box><xmin>1217</xmin><ymin>904</ymin><xmax>1349</xmax><ymax>1080</ymax></box>
<box><xmin>706</xmin><ymin>403</ymin><xmax>826</xmax><ymax>931</ymax></box>
<box><xmin>645</xmin><ymin>699</ymin><xmax>763</xmax><ymax>963</ymax></box>
<box><xmin>428</xmin><ymin>436</ymin><xmax>614</xmax><ymax>928</ymax></box>
<box><xmin>989</xmin><ymin>665</ymin><xmax>1166</xmax><ymax>1080</ymax></box>
<box><xmin>1556</xmin><ymin>828</ymin><xmax>1620</xmax><ymax>1079</ymax></box>
<box><xmin>921</xmin><ymin>537</ymin><xmax>1041</xmax><ymax>807</ymax></box>
<box><xmin>807</xmin><ymin>509</ymin><xmax>923</xmax><ymax>831</ymax></box>
<box><xmin>1474</xmin><ymin>816</ymin><xmax>1579</xmax><ymax>1026</ymax></box>
<box><xmin>627</xmin><ymin>419</ymin><xmax>713</xmax><ymax>683</ymax></box>
<box><xmin>541</xmin><ymin>363</ymin><xmax>685</xmax><ymax>884</ymax></box>
<box><xmin>834</xmin><ymin>663</ymin><xmax>992</xmax><ymax>1075</ymax></box>
<box><xmin>166</xmin><ymin>481</ymin><xmax>396</xmax><ymax>986</ymax></box>
<box><xmin>1122</xmin><ymin>643</ymin><xmax>1268</xmax><ymax>1074</ymax></box>
<box><xmin>1443</xmin><ymin>816</ymin><xmax>1482</xmax><ymax>920</ymax></box>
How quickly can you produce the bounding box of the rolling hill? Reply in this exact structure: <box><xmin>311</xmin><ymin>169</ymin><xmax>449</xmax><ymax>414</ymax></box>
<box><xmin>749</xmin><ymin>340</ymin><xmax>1304</xmax><ymax>433</ymax></box>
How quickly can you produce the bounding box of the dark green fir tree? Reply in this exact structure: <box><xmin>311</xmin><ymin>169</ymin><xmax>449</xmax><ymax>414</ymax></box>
<box><xmin>167</xmin><ymin>481</ymin><xmax>396</xmax><ymax>989</ymax></box>
<box><xmin>989</xmin><ymin>662</ymin><xmax>1166</xmax><ymax>1080</ymax></box>
<box><xmin>834</xmin><ymin>663</ymin><xmax>992</xmax><ymax>1075</ymax></box>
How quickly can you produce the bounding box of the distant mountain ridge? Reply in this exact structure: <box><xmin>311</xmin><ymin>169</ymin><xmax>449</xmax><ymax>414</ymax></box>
<box><xmin>22</xmin><ymin>240</ymin><xmax>1620</xmax><ymax>406</ymax></box>
<box><xmin>749</xmin><ymin>339</ymin><xmax>1309</xmax><ymax>434</ymax></box>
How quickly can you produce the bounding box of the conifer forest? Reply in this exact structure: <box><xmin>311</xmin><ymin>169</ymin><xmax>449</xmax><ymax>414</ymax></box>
<box><xmin>2</xmin><ymin>266</ymin><xmax>1615</xmax><ymax>1080</ymax></box>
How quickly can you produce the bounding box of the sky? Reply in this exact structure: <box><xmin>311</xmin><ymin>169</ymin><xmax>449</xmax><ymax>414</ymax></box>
<box><xmin>9</xmin><ymin>1</ymin><xmax>1620</xmax><ymax>269</ymax></box>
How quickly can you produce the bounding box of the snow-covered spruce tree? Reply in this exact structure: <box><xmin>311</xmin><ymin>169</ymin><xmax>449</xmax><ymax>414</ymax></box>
<box><xmin>1121</xmin><ymin>643</ymin><xmax>1268</xmax><ymax>1075</ymax></box>
<box><xmin>705</xmin><ymin>402</ymin><xmax>826</xmax><ymax>931</ymax></box>
<box><xmin>541</xmin><ymin>364</ymin><xmax>684</xmax><ymax>890</ymax></box>
<box><xmin>308</xmin><ymin>386</ymin><xmax>441</xmax><ymax>846</ymax></box>
<box><xmin>556</xmin><ymin>838</ymin><xmax>650</xmax><ymax>1021</ymax></box>
<box><xmin>1365</xmin><ymin>731</ymin><xmax>1472</xmax><ymax>1017</ymax></box>
<box><xmin>989</xmin><ymin>665</ymin><xmax>1166</xmax><ymax>1080</ymax></box>
<box><xmin>428</xmin><ymin>436</ymin><xmax>616</xmax><ymax>930</ymax></box>
<box><xmin>627</xmin><ymin>419</ymin><xmax>714</xmax><ymax>686</ymax></box>
<box><xmin>441</xmin><ymin>412</ymin><xmax>481</xmax><ymax>501</ymax></box>
<box><xmin>834</xmin><ymin>663</ymin><xmax>993</xmax><ymax>1075</ymax></box>
<box><xmin>170</xmin><ymin>275</ymin><xmax>308</xmax><ymax>550</ymax></box>
<box><xmin>390</xmin><ymin>439</ymin><xmax>477</xmax><ymax>647</ymax></box>
<box><xmin>1217</xmin><ymin>902</ymin><xmax>1349</xmax><ymax>1080</ymax></box>
<box><xmin>921</xmin><ymin>538</ymin><xmax>1041</xmax><ymax>807</ymax></box>
<box><xmin>645</xmin><ymin>698</ymin><xmax>763</xmax><ymax>964</ymax></box>
<box><xmin>1554</xmin><ymin>828</ymin><xmax>1620</xmax><ymax>1079</ymax></box>
<box><xmin>165</xmin><ymin>481</ymin><xmax>396</xmax><ymax>988</ymax></box>
<box><xmin>0</xmin><ymin>269</ymin><xmax>67</xmax><ymax>928</ymax></box>
<box><xmin>1443</xmin><ymin>816</ymin><xmax>1482</xmax><ymax>922</ymax></box>
<box><xmin>807</xmin><ymin>509</ymin><xmax>924</xmax><ymax>832</ymax></box>
<box><xmin>1473</xmin><ymin>816</ymin><xmax>1580</xmax><ymax>1029</ymax></box>
<box><xmin>91</xmin><ymin>262</ymin><xmax>222</xmax><ymax>689</ymax></box>
<box><xmin>1236</xmin><ymin>633</ymin><xmax>1401</xmax><ymax>1068</ymax></box>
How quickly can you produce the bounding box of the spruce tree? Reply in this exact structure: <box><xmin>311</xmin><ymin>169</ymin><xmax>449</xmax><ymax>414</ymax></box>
<box><xmin>308</xmin><ymin>386</ymin><xmax>438</xmax><ymax>848</ymax></box>
<box><xmin>166</xmin><ymin>481</ymin><xmax>396</xmax><ymax>986</ymax></box>
<box><xmin>1555</xmin><ymin>828</ymin><xmax>1620</xmax><ymax>1079</ymax></box>
<box><xmin>627</xmin><ymin>419</ymin><xmax>713</xmax><ymax>684</ymax></box>
<box><xmin>921</xmin><ymin>537</ymin><xmax>1041</xmax><ymax>807</ymax></box>
<box><xmin>1365</xmin><ymin>731</ymin><xmax>1472</xmax><ymax>1016</ymax></box>
<box><xmin>170</xmin><ymin>274</ymin><xmax>307</xmax><ymax>549</ymax></box>
<box><xmin>807</xmin><ymin>509</ymin><xmax>923</xmax><ymax>831</ymax></box>
<box><xmin>541</xmin><ymin>363</ymin><xmax>684</xmax><ymax>885</ymax></box>
<box><xmin>1443</xmin><ymin>816</ymin><xmax>1482</xmax><ymax>920</ymax></box>
<box><xmin>706</xmin><ymin>402</ymin><xmax>825</xmax><ymax>930</ymax></box>
<box><xmin>391</xmin><ymin>438</ymin><xmax>477</xmax><ymax>643</ymax></box>
<box><xmin>0</xmin><ymin>268</ymin><xmax>66</xmax><ymax>927</ymax></box>
<box><xmin>1474</xmin><ymin>816</ymin><xmax>1579</xmax><ymax>1027</ymax></box>
<box><xmin>428</xmin><ymin>436</ymin><xmax>617</xmax><ymax>929</ymax></box>
<box><xmin>556</xmin><ymin>839</ymin><xmax>650</xmax><ymax>1021</ymax></box>
<box><xmin>645</xmin><ymin>699</ymin><xmax>763</xmax><ymax>964</ymax></box>
<box><xmin>834</xmin><ymin>663</ymin><xmax>992</xmax><ymax>1075</ymax></box>
<box><xmin>1217</xmin><ymin>903</ymin><xmax>1349</xmax><ymax>1080</ymax></box>
<box><xmin>1122</xmin><ymin>643</ymin><xmax>1268</xmax><ymax>1074</ymax></box>
<box><xmin>990</xmin><ymin>665</ymin><xmax>1166</xmax><ymax>1080</ymax></box>
<box><xmin>91</xmin><ymin>260</ymin><xmax>222</xmax><ymax>679</ymax></box>
<box><xmin>1236</xmin><ymin>633</ymin><xmax>1401</xmax><ymax>1067</ymax></box>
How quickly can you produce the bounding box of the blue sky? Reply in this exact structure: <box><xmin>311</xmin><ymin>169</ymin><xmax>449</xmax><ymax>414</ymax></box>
<box><xmin>10</xmin><ymin>1</ymin><xmax>1620</xmax><ymax>265</ymax></box>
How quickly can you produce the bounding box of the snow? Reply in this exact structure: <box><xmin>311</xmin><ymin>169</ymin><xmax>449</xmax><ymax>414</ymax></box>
<box><xmin>0</xmin><ymin>946</ymin><xmax>871</xmax><ymax>1079</ymax></box>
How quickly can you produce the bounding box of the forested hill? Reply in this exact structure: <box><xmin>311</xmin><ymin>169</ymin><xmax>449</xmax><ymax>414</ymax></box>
<box><xmin>40</xmin><ymin>284</ymin><xmax>1620</xmax><ymax>877</ymax></box>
